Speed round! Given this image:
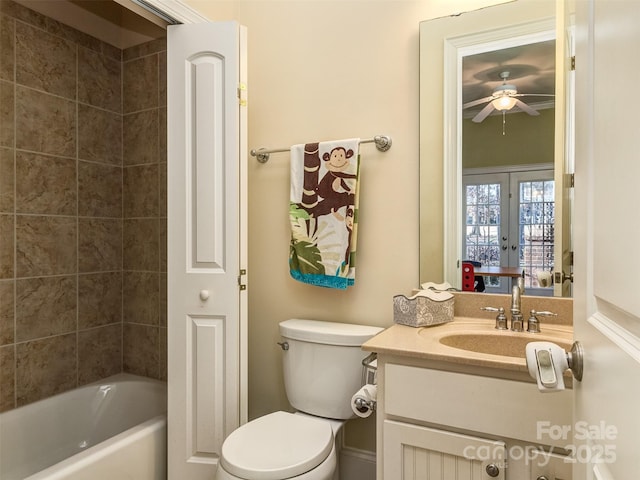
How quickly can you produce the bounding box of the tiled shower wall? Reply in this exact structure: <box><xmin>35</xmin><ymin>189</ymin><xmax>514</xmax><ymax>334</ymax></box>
<box><xmin>0</xmin><ymin>0</ymin><xmax>166</xmax><ymax>412</ymax></box>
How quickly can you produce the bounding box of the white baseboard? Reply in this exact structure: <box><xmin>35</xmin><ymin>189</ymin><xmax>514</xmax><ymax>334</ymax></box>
<box><xmin>339</xmin><ymin>447</ymin><xmax>376</xmax><ymax>480</ymax></box>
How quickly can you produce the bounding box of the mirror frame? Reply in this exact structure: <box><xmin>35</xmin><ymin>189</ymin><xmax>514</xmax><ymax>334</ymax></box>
<box><xmin>443</xmin><ymin>18</ymin><xmax>556</xmax><ymax>289</ymax></box>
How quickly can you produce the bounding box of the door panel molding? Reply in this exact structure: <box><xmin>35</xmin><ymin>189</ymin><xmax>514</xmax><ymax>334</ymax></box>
<box><xmin>588</xmin><ymin>309</ymin><xmax>640</xmax><ymax>364</ymax></box>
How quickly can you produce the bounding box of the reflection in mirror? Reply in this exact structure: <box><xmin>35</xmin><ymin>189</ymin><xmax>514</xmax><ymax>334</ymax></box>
<box><xmin>461</xmin><ymin>39</ymin><xmax>556</xmax><ymax>296</ymax></box>
<box><xmin>418</xmin><ymin>1</ymin><xmax>573</xmax><ymax>297</ymax></box>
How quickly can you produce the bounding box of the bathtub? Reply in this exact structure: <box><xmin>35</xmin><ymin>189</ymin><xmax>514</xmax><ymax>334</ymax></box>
<box><xmin>0</xmin><ymin>373</ymin><xmax>167</xmax><ymax>480</ymax></box>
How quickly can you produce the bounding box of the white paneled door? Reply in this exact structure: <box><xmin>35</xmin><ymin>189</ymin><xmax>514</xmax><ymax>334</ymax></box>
<box><xmin>573</xmin><ymin>0</ymin><xmax>640</xmax><ymax>478</ymax></box>
<box><xmin>167</xmin><ymin>22</ymin><xmax>247</xmax><ymax>479</ymax></box>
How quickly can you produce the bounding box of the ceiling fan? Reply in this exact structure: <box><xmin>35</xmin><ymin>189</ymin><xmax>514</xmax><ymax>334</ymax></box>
<box><xmin>463</xmin><ymin>71</ymin><xmax>554</xmax><ymax>123</ymax></box>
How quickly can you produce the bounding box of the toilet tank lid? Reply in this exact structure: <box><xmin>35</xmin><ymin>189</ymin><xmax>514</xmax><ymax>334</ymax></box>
<box><xmin>280</xmin><ymin>319</ymin><xmax>383</xmax><ymax>346</ymax></box>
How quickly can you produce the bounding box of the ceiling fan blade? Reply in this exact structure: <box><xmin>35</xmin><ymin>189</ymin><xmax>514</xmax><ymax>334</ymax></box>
<box><xmin>463</xmin><ymin>96</ymin><xmax>494</xmax><ymax>109</ymax></box>
<box><xmin>472</xmin><ymin>102</ymin><xmax>495</xmax><ymax>123</ymax></box>
<box><xmin>513</xmin><ymin>93</ymin><xmax>556</xmax><ymax>98</ymax></box>
<box><xmin>514</xmin><ymin>99</ymin><xmax>540</xmax><ymax>116</ymax></box>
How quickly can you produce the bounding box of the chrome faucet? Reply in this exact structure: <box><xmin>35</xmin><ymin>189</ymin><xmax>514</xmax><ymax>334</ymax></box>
<box><xmin>526</xmin><ymin>310</ymin><xmax>558</xmax><ymax>333</ymax></box>
<box><xmin>480</xmin><ymin>306</ymin><xmax>507</xmax><ymax>330</ymax></box>
<box><xmin>510</xmin><ymin>283</ymin><xmax>524</xmax><ymax>332</ymax></box>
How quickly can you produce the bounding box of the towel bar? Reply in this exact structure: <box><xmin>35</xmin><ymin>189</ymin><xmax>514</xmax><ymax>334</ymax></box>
<box><xmin>251</xmin><ymin>135</ymin><xmax>392</xmax><ymax>163</ymax></box>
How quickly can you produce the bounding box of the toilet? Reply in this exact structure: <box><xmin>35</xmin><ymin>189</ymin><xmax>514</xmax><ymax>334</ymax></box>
<box><xmin>215</xmin><ymin>319</ymin><xmax>383</xmax><ymax>480</ymax></box>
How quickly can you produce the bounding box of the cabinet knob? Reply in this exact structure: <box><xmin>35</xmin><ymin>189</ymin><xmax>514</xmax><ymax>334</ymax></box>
<box><xmin>199</xmin><ymin>290</ymin><xmax>210</xmax><ymax>301</ymax></box>
<box><xmin>485</xmin><ymin>463</ymin><xmax>500</xmax><ymax>477</ymax></box>
<box><xmin>537</xmin><ymin>476</ymin><xmax>550</xmax><ymax>480</ymax></box>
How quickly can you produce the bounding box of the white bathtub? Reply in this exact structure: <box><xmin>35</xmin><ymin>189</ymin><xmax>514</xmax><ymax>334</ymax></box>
<box><xmin>0</xmin><ymin>373</ymin><xmax>167</xmax><ymax>480</ymax></box>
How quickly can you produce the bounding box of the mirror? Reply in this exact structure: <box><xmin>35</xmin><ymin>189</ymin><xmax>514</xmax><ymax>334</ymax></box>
<box><xmin>419</xmin><ymin>1</ymin><xmax>573</xmax><ymax>297</ymax></box>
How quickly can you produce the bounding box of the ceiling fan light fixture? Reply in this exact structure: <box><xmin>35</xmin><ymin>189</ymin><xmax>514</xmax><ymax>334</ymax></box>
<box><xmin>492</xmin><ymin>96</ymin><xmax>517</xmax><ymax>111</ymax></box>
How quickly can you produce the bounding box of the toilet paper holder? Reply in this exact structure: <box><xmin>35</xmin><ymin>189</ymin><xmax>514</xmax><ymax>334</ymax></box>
<box><xmin>361</xmin><ymin>352</ymin><xmax>378</xmax><ymax>385</ymax></box>
<box><xmin>351</xmin><ymin>353</ymin><xmax>379</xmax><ymax>417</ymax></box>
<box><xmin>353</xmin><ymin>395</ymin><xmax>376</xmax><ymax>414</ymax></box>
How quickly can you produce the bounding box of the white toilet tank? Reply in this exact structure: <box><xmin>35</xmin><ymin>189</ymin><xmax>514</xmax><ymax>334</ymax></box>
<box><xmin>279</xmin><ymin>319</ymin><xmax>383</xmax><ymax>420</ymax></box>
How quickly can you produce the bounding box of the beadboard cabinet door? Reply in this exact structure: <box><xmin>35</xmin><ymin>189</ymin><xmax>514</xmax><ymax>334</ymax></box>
<box><xmin>384</xmin><ymin>420</ymin><xmax>506</xmax><ymax>480</ymax></box>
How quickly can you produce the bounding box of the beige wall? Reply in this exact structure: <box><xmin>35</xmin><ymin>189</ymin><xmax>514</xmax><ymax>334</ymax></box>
<box><xmin>463</xmin><ymin>108</ymin><xmax>555</xmax><ymax>169</ymax></box>
<box><xmin>186</xmin><ymin>0</ymin><xmax>511</xmax><ymax>453</ymax></box>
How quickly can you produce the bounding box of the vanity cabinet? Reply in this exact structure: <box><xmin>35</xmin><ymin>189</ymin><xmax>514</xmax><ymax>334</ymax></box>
<box><xmin>384</xmin><ymin>420</ymin><xmax>506</xmax><ymax>479</ymax></box>
<box><xmin>378</xmin><ymin>360</ymin><xmax>573</xmax><ymax>480</ymax></box>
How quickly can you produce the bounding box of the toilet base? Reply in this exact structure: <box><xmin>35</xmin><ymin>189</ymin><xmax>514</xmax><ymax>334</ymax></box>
<box><xmin>215</xmin><ymin>443</ymin><xmax>337</xmax><ymax>480</ymax></box>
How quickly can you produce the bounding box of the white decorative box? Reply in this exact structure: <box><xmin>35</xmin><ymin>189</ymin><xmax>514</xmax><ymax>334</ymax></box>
<box><xmin>393</xmin><ymin>289</ymin><xmax>454</xmax><ymax>328</ymax></box>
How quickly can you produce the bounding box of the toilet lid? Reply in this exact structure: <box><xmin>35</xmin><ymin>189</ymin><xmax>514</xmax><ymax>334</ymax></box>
<box><xmin>221</xmin><ymin>411</ymin><xmax>333</xmax><ymax>480</ymax></box>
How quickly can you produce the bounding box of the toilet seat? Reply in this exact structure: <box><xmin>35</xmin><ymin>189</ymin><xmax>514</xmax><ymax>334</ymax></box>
<box><xmin>220</xmin><ymin>411</ymin><xmax>334</xmax><ymax>480</ymax></box>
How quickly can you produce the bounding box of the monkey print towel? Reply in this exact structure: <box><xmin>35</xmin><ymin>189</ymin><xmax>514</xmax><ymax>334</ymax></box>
<box><xmin>289</xmin><ymin>139</ymin><xmax>360</xmax><ymax>289</ymax></box>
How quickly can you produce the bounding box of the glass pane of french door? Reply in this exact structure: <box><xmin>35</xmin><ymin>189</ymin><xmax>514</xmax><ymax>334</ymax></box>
<box><xmin>462</xmin><ymin>173</ymin><xmax>509</xmax><ymax>289</ymax></box>
<box><xmin>463</xmin><ymin>169</ymin><xmax>555</xmax><ymax>294</ymax></box>
<box><xmin>510</xmin><ymin>170</ymin><xmax>555</xmax><ymax>295</ymax></box>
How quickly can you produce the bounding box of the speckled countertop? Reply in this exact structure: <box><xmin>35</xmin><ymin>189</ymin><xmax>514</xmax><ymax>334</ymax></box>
<box><xmin>362</xmin><ymin>292</ymin><xmax>573</xmax><ymax>373</ymax></box>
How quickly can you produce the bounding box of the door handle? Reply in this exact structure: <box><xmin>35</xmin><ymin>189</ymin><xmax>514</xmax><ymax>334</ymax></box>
<box><xmin>554</xmin><ymin>271</ymin><xmax>574</xmax><ymax>283</ymax></box>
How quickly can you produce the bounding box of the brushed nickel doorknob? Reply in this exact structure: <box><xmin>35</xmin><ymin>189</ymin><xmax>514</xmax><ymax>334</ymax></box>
<box><xmin>485</xmin><ymin>463</ymin><xmax>500</xmax><ymax>477</ymax></box>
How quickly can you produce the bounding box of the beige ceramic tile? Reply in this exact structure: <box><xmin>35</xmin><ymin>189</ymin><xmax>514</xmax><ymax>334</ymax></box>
<box><xmin>78</xmin><ymin>47</ymin><xmax>121</xmax><ymax>113</ymax></box>
<box><xmin>1</xmin><ymin>1</ymin><xmax>47</xmax><ymax>31</ymax></box>
<box><xmin>16</xmin><ymin>333</ymin><xmax>77</xmax><ymax>406</ymax></box>
<box><xmin>0</xmin><ymin>147</ymin><xmax>13</xmax><ymax>213</ymax></box>
<box><xmin>78</xmin><ymin>160</ymin><xmax>122</xmax><ymax>218</ymax></box>
<box><xmin>16</xmin><ymin>215</ymin><xmax>76</xmax><ymax>277</ymax></box>
<box><xmin>15</xmin><ymin>21</ymin><xmax>76</xmax><ymax>99</ymax></box>
<box><xmin>0</xmin><ymin>14</ymin><xmax>14</xmax><ymax>82</ymax></box>
<box><xmin>15</xmin><ymin>275</ymin><xmax>76</xmax><ymax>342</ymax></box>
<box><xmin>123</xmin><ymin>323</ymin><xmax>159</xmax><ymax>378</ymax></box>
<box><xmin>159</xmin><ymin>217</ymin><xmax>166</xmax><ymax>273</ymax></box>
<box><xmin>123</xmin><ymin>38</ymin><xmax>166</xmax><ymax>62</ymax></box>
<box><xmin>0</xmin><ymin>344</ymin><xmax>15</xmax><ymax>412</ymax></box>
<box><xmin>123</xmin><ymin>271</ymin><xmax>159</xmax><ymax>326</ymax></box>
<box><xmin>124</xmin><ymin>164</ymin><xmax>158</xmax><ymax>218</ymax></box>
<box><xmin>158</xmin><ymin>160</ymin><xmax>167</xmax><ymax>214</ymax></box>
<box><xmin>78</xmin><ymin>218</ymin><xmax>123</xmax><ymax>273</ymax></box>
<box><xmin>123</xmin><ymin>55</ymin><xmax>158</xmax><ymax>113</ymax></box>
<box><xmin>0</xmin><ymin>80</ymin><xmax>14</xmax><ymax>147</ymax></box>
<box><xmin>123</xmin><ymin>218</ymin><xmax>158</xmax><ymax>271</ymax></box>
<box><xmin>78</xmin><ymin>324</ymin><xmax>122</xmax><ymax>385</ymax></box>
<box><xmin>78</xmin><ymin>104</ymin><xmax>122</xmax><ymax>165</ymax></box>
<box><xmin>123</xmin><ymin>109</ymin><xmax>158</xmax><ymax>165</ymax></box>
<box><xmin>16</xmin><ymin>87</ymin><xmax>76</xmax><ymax>157</ymax></box>
<box><xmin>0</xmin><ymin>214</ymin><xmax>14</xmax><ymax>279</ymax></box>
<box><xmin>44</xmin><ymin>16</ymin><xmax>100</xmax><ymax>55</ymax></box>
<box><xmin>158</xmin><ymin>52</ymin><xmax>166</xmax><ymax>107</ymax></box>
<box><xmin>78</xmin><ymin>272</ymin><xmax>122</xmax><ymax>329</ymax></box>
<box><xmin>159</xmin><ymin>326</ymin><xmax>166</xmax><ymax>381</ymax></box>
<box><xmin>159</xmin><ymin>108</ymin><xmax>167</xmax><ymax>162</ymax></box>
<box><xmin>100</xmin><ymin>41</ymin><xmax>121</xmax><ymax>62</ymax></box>
<box><xmin>0</xmin><ymin>279</ymin><xmax>14</xmax><ymax>345</ymax></box>
<box><xmin>159</xmin><ymin>273</ymin><xmax>166</xmax><ymax>327</ymax></box>
<box><xmin>15</xmin><ymin>152</ymin><xmax>76</xmax><ymax>215</ymax></box>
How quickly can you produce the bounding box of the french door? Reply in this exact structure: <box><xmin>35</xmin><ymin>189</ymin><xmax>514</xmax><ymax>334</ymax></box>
<box><xmin>462</xmin><ymin>168</ymin><xmax>554</xmax><ymax>295</ymax></box>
